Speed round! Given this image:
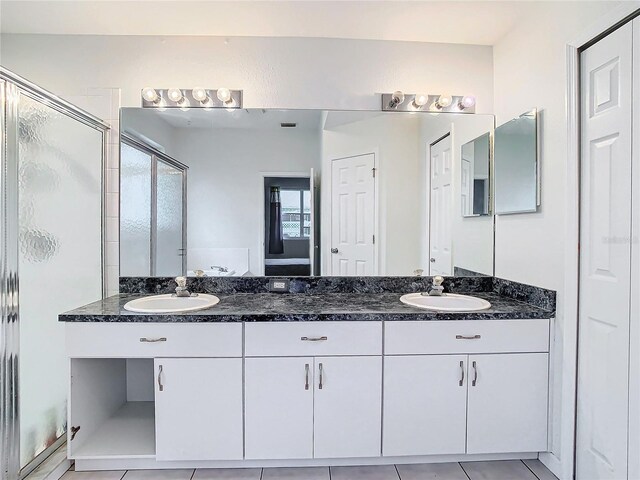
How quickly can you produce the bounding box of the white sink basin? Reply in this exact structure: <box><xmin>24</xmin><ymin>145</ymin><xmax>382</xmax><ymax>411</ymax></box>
<box><xmin>400</xmin><ymin>293</ymin><xmax>491</xmax><ymax>312</ymax></box>
<box><xmin>124</xmin><ymin>294</ymin><xmax>220</xmax><ymax>313</ymax></box>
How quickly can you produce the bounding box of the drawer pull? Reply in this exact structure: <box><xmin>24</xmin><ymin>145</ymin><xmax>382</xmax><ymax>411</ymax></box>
<box><xmin>158</xmin><ymin>364</ymin><xmax>164</xmax><ymax>392</ymax></box>
<box><xmin>318</xmin><ymin>362</ymin><xmax>324</xmax><ymax>389</ymax></box>
<box><xmin>456</xmin><ymin>334</ymin><xmax>481</xmax><ymax>340</ymax></box>
<box><xmin>140</xmin><ymin>337</ymin><xmax>167</xmax><ymax>343</ymax></box>
<box><xmin>472</xmin><ymin>361</ymin><xmax>478</xmax><ymax>387</ymax></box>
<box><xmin>459</xmin><ymin>360</ymin><xmax>465</xmax><ymax>386</ymax></box>
<box><xmin>300</xmin><ymin>336</ymin><xmax>328</xmax><ymax>342</ymax></box>
<box><xmin>305</xmin><ymin>363</ymin><xmax>310</xmax><ymax>390</ymax></box>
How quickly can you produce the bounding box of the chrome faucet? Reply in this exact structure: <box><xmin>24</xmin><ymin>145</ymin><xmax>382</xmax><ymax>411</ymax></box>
<box><xmin>422</xmin><ymin>275</ymin><xmax>445</xmax><ymax>296</ymax></box>
<box><xmin>174</xmin><ymin>276</ymin><xmax>192</xmax><ymax>297</ymax></box>
<box><xmin>210</xmin><ymin>265</ymin><xmax>229</xmax><ymax>272</ymax></box>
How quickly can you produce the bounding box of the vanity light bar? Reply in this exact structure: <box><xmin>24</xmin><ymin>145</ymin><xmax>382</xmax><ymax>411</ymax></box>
<box><xmin>381</xmin><ymin>92</ymin><xmax>476</xmax><ymax>113</ymax></box>
<box><xmin>141</xmin><ymin>88</ymin><xmax>243</xmax><ymax>109</ymax></box>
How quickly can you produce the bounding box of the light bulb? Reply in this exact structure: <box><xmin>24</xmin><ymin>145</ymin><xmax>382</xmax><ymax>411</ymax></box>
<box><xmin>460</xmin><ymin>95</ymin><xmax>476</xmax><ymax>109</ymax></box>
<box><xmin>438</xmin><ymin>94</ymin><xmax>453</xmax><ymax>108</ymax></box>
<box><xmin>167</xmin><ymin>88</ymin><xmax>183</xmax><ymax>103</ymax></box>
<box><xmin>413</xmin><ymin>94</ymin><xmax>428</xmax><ymax>107</ymax></box>
<box><xmin>217</xmin><ymin>87</ymin><xmax>232</xmax><ymax>103</ymax></box>
<box><xmin>141</xmin><ymin>87</ymin><xmax>159</xmax><ymax>103</ymax></box>
<box><xmin>192</xmin><ymin>87</ymin><xmax>208</xmax><ymax>102</ymax></box>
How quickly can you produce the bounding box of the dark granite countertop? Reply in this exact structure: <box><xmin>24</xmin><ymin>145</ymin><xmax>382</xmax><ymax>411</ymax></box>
<box><xmin>59</xmin><ymin>291</ymin><xmax>554</xmax><ymax>323</ymax></box>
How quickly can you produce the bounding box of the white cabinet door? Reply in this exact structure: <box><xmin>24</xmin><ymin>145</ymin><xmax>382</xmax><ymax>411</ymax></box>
<box><xmin>245</xmin><ymin>357</ymin><xmax>314</xmax><ymax>459</ymax></box>
<box><xmin>154</xmin><ymin>358</ymin><xmax>243</xmax><ymax>461</ymax></box>
<box><xmin>313</xmin><ymin>356</ymin><xmax>382</xmax><ymax>458</ymax></box>
<box><xmin>383</xmin><ymin>355</ymin><xmax>467</xmax><ymax>456</ymax></box>
<box><xmin>466</xmin><ymin>353</ymin><xmax>548</xmax><ymax>454</ymax></box>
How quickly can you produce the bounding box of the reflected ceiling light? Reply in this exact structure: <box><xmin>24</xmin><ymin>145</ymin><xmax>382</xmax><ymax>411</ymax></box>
<box><xmin>388</xmin><ymin>90</ymin><xmax>405</xmax><ymax>109</ymax></box>
<box><xmin>459</xmin><ymin>95</ymin><xmax>476</xmax><ymax>110</ymax></box>
<box><xmin>217</xmin><ymin>87</ymin><xmax>232</xmax><ymax>104</ymax></box>
<box><xmin>141</xmin><ymin>87</ymin><xmax>160</xmax><ymax>104</ymax></box>
<box><xmin>167</xmin><ymin>88</ymin><xmax>184</xmax><ymax>103</ymax></box>
<box><xmin>192</xmin><ymin>87</ymin><xmax>208</xmax><ymax>103</ymax></box>
<box><xmin>437</xmin><ymin>94</ymin><xmax>453</xmax><ymax>108</ymax></box>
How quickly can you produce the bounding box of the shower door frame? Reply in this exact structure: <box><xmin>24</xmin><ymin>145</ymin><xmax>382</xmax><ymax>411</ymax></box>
<box><xmin>0</xmin><ymin>67</ymin><xmax>109</xmax><ymax>480</ymax></box>
<box><xmin>120</xmin><ymin>134</ymin><xmax>188</xmax><ymax>276</ymax></box>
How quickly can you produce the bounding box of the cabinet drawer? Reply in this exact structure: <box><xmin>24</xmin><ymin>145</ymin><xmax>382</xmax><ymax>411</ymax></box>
<box><xmin>66</xmin><ymin>323</ymin><xmax>242</xmax><ymax>358</ymax></box>
<box><xmin>385</xmin><ymin>319</ymin><xmax>550</xmax><ymax>355</ymax></box>
<box><xmin>245</xmin><ymin>321</ymin><xmax>382</xmax><ymax>357</ymax></box>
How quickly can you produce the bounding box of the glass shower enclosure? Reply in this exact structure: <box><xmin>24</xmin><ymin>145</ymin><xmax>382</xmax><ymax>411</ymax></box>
<box><xmin>1</xmin><ymin>68</ymin><xmax>108</xmax><ymax>480</ymax></box>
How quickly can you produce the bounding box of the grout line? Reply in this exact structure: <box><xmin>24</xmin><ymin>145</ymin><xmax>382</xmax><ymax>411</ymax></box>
<box><xmin>328</xmin><ymin>465</ymin><xmax>332</xmax><ymax>480</ymax></box>
<box><xmin>120</xmin><ymin>471</ymin><xmax>127</xmax><ymax>480</ymax></box>
<box><xmin>394</xmin><ymin>464</ymin><xmax>401</xmax><ymax>480</ymax></box>
<box><xmin>189</xmin><ymin>467</ymin><xmax>196</xmax><ymax>480</ymax></box>
<box><xmin>259</xmin><ymin>467</ymin><xmax>264</xmax><ymax>480</ymax></box>
<box><xmin>521</xmin><ymin>459</ymin><xmax>544</xmax><ymax>480</ymax></box>
<box><xmin>459</xmin><ymin>462</ymin><xmax>473</xmax><ymax>480</ymax></box>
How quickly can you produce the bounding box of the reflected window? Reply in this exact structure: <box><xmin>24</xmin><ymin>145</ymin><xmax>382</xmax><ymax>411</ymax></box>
<box><xmin>280</xmin><ymin>189</ymin><xmax>311</xmax><ymax>238</ymax></box>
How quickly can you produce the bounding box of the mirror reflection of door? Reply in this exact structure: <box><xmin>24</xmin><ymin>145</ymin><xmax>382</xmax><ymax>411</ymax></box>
<box><xmin>330</xmin><ymin>153</ymin><xmax>377</xmax><ymax>276</ymax></box>
<box><xmin>120</xmin><ymin>136</ymin><xmax>187</xmax><ymax>276</ymax></box>
<box><xmin>429</xmin><ymin>134</ymin><xmax>453</xmax><ymax>275</ymax></box>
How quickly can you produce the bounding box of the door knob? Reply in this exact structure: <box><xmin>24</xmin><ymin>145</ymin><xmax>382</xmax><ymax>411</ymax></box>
<box><xmin>430</xmin><ymin>258</ymin><xmax>436</xmax><ymax>263</ymax></box>
<box><xmin>331</xmin><ymin>248</ymin><xmax>339</xmax><ymax>254</ymax></box>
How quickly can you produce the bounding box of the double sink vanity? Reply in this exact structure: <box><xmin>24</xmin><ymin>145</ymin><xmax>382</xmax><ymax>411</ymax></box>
<box><xmin>61</xmin><ymin>275</ymin><xmax>555</xmax><ymax>472</ymax></box>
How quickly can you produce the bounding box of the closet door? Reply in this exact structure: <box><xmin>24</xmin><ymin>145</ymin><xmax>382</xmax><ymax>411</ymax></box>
<box><xmin>631</xmin><ymin>17</ymin><xmax>640</xmax><ymax>480</ymax></box>
<box><xmin>578</xmin><ymin>22</ymin><xmax>632</xmax><ymax>480</ymax></box>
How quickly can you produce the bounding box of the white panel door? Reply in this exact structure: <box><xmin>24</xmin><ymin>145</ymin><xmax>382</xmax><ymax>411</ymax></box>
<box><xmin>330</xmin><ymin>154</ymin><xmax>376</xmax><ymax>275</ymax></box>
<box><xmin>429</xmin><ymin>135</ymin><xmax>453</xmax><ymax>275</ymax></box>
<box><xmin>245</xmin><ymin>357</ymin><xmax>314</xmax><ymax>459</ymax></box>
<box><xmin>383</xmin><ymin>355</ymin><xmax>467</xmax><ymax>456</ymax></box>
<box><xmin>578</xmin><ymin>22</ymin><xmax>632</xmax><ymax>480</ymax></box>
<box><xmin>631</xmin><ymin>17</ymin><xmax>640</xmax><ymax>480</ymax></box>
<box><xmin>154</xmin><ymin>358</ymin><xmax>243</xmax><ymax>461</ymax></box>
<box><xmin>466</xmin><ymin>353</ymin><xmax>548</xmax><ymax>454</ymax></box>
<box><xmin>313</xmin><ymin>356</ymin><xmax>382</xmax><ymax>458</ymax></box>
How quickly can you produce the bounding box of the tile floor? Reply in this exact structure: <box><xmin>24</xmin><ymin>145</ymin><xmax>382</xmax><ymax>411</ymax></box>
<box><xmin>60</xmin><ymin>460</ymin><xmax>558</xmax><ymax>480</ymax></box>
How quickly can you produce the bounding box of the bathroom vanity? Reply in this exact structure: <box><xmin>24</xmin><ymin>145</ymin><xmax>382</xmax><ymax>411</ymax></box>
<box><xmin>61</xmin><ymin>276</ymin><xmax>555</xmax><ymax>472</ymax></box>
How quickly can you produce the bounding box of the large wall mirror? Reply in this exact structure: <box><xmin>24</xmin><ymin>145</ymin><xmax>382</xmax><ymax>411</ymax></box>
<box><xmin>119</xmin><ymin>108</ymin><xmax>495</xmax><ymax>277</ymax></box>
<box><xmin>494</xmin><ymin>109</ymin><xmax>539</xmax><ymax>214</ymax></box>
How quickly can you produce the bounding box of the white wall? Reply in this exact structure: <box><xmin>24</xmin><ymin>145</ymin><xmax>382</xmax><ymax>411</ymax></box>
<box><xmin>492</xmin><ymin>2</ymin><xmax>630</xmax><ymax>478</ymax></box>
<box><xmin>0</xmin><ymin>34</ymin><xmax>494</xmax><ymax>112</ymax></box>
<box><xmin>322</xmin><ymin>114</ymin><xmax>422</xmax><ymax>275</ymax></box>
<box><xmin>175</xmin><ymin>127</ymin><xmax>320</xmax><ymax>275</ymax></box>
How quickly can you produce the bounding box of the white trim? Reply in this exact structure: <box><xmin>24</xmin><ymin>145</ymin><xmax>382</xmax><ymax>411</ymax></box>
<box><xmin>258</xmin><ymin>171</ymin><xmax>312</xmax><ymax>276</ymax></box>
<box><xmin>74</xmin><ymin>452</ymin><xmax>539</xmax><ymax>472</ymax></box>
<box><xmin>563</xmin><ymin>5</ymin><xmax>640</xmax><ymax>480</ymax></box>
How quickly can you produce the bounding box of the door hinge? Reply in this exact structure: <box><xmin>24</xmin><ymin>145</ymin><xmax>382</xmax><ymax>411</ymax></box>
<box><xmin>70</xmin><ymin>426</ymin><xmax>81</xmax><ymax>441</ymax></box>
<box><xmin>372</xmin><ymin>235</ymin><xmax>375</xmax><ymax>244</ymax></box>
<box><xmin>372</xmin><ymin>167</ymin><xmax>376</xmax><ymax>178</ymax></box>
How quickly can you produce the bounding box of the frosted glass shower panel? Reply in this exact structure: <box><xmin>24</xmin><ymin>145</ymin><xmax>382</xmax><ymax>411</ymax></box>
<box><xmin>120</xmin><ymin>142</ymin><xmax>152</xmax><ymax>276</ymax></box>
<box><xmin>18</xmin><ymin>94</ymin><xmax>103</xmax><ymax>466</ymax></box>
<box><xmin>155</xmin><ymin>160</ymin><xmax>184</xmax><ymax>276</ymax></box>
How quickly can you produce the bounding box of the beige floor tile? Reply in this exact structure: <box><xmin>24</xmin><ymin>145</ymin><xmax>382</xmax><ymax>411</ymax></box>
<box><xmin>262</xmin><ymin>466</ymin><xmax>329</xmax><ymax>480</ymax></box>
<box><xmin>60</xmin><ymin>471</ymin><xmax>126</xmax><ymax>480</ymax></box>
<box><xmin>122</xmin><ymin>470</ymin><xmax>194</xmax><ymax>480</ymax></box>
<box><xmin>396</xmin><ymin>463</ymin><xmax>468</xmax><ymax>480</ymax></box>
<box><xmin>461</xmin><ymin>460</ymin><xmax>537</xmax><ymax>480</ymax></box>
<box><xmin>331</xmin><ymin>465</ymin><xmax>399</xmax><ymax>480</ymax></box>
<box><xmin>523</xmin><ymin>460</ymin><xmax>559</xmax><ymax>480</ymax></box>
<box><xmin>192</xmin><ymin>468</ymin><xmax>262</xmax><ymax>480</ymax></box>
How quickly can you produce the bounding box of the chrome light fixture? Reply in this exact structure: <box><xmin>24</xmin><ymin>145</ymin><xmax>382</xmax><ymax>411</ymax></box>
<box><xmin>381</xmin><ymin>92</ymin><xmax>476</xmax><ymax>113</ymax></box>
<box><xmin>142</xmin><ymin>88</ymin><xmax>243</xmax><ymax>108</ymax></box>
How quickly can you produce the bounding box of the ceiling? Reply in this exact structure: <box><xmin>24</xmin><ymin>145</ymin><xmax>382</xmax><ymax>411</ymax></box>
<box><xmin>0</xmin><ymin>1</ymin><xmax>552</xmax><ymax>46</ymax></box>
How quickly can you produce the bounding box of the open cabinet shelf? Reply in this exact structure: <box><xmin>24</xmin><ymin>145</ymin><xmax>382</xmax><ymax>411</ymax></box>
<box><xmin>73</xmin><ymin>401</ymin><xmax>155</xmax><ymax>459</ymax></box>
<box><xmin>70</xmin><ymin>358</ymin><xmax>156</xmax><ymax>459</ymax></box>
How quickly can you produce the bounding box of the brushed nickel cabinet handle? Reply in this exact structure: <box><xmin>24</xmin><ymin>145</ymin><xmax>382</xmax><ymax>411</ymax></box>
<box><xmin>305</xmin><ymin>363</ymin><xmax>310</xmax><ymax>390</ymax></box>
<box><xmin>158</xmin><ymin>364</ymin><xmax>164</xmax><ymax>392</ymax></box>
<box><xmin>459</xmin><ymin>360</ymin><xmax>465</xmax><ymax>387</ymax></box>
<box><xmin>140</xmin><ymin>337</ymin><xmax>167</xmax><ymax>343</ymax></box>
<box><xmin>318</xmin><ymin>363</ymin><xmax>324</xmax><ymax>390</ymax></box>
<box><xmin>301</xmin><ymin>336</ymin><xmax>328</xmax><ymax>342</ymax></box>
<box><xmin>456</xmin><ymin>334</ymin><xmax>481</xmax><ymax>340</ymax></box>
<box><xmin>472</xmin><ymin>361</ymin><xmax>478</xmax><ymax>387</ymax></box>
